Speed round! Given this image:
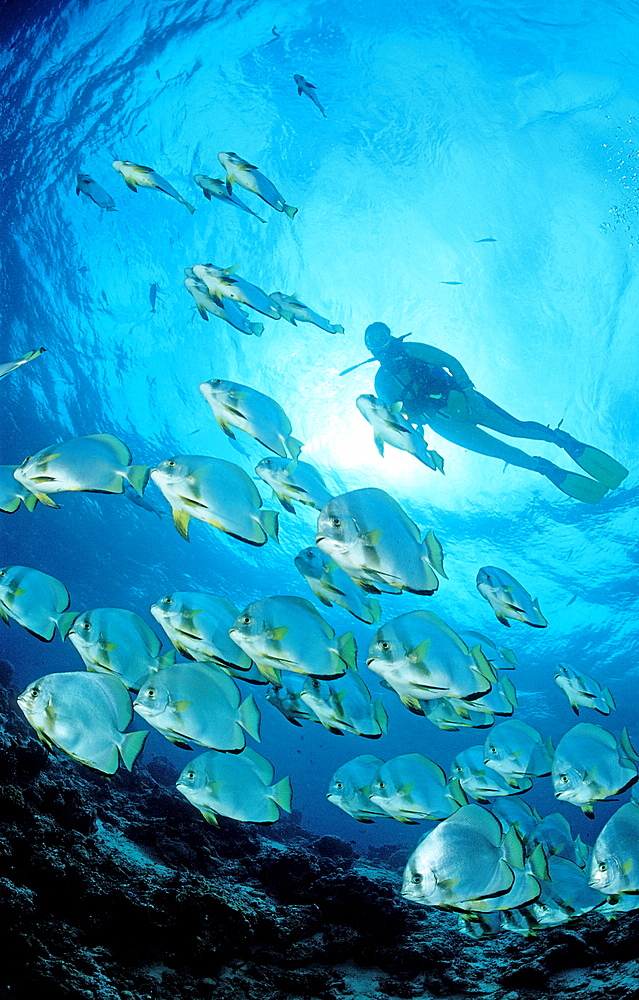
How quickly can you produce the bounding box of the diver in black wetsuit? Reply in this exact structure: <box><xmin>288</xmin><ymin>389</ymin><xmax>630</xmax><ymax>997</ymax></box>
<box><xmin>363</xmin><ymin>322</ymin><xmax>628</xmax><ymax>504</ymax></box>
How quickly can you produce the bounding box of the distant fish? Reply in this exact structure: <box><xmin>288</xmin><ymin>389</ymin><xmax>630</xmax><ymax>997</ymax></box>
<box><xmin>451</xmin><ymin>744</ymin><xmax>533</xmax><ymax>803</ymax></box>
<box><xmin>370</xmin><ymin>753</ymin><xmax>464</xmax><ymax>822</ymax></box>
<box><xmin>300</xmin><ymin>671</ymin><xmax>388</xmax><ymax>738</ymax></box>
<box><xmin>184</xmin><ymin>269</ymin><xmax>264</xmax><ymax>336</ymax></box>
<box><xmin>192</xmin><ymin>263</ymin><xmax>282</xmax><ymax>320</ymax></box>
<box><xmin>554</xmin><ymin>663</ymin><xmax>616</xmax><ymax>716</ymax></box>
<box><xmin>294</xmin><ymin>546</ymin><xmax>381</xmax><ymax>624</ymax></box>
<box><xmin>176</xmin><ymin>747</ymin><xmax>292</xmax><ymax>824</ymax></box>
<box><xmin>0</xmin><ymin>347</ymin><xmax>46</xmax><ymax>381</ymax></box>
<box><xmin>14</xmin><ymin>433</ymin><xmax>149</xmax><ymax>507</ymax></box>
<box><xmin>476</xmin><ymin>566</ymin><xmax>547</xmax><ymax>628</ymax></box>
<box><xmin>267</xmin><ymin>25</ymin><xmax>281</xmax><ymax>43</ymax></box>
<box><xmin>255</xmin><ymin>457</ymin><xmax>332</xmax><ymax>513</ymax></box>
<box><xmin>200</xmin><ymin>378</ymin><xmax>303</xmax><ymax>460</ymax></box>
<box><xmin>0</xmin><ymin>565</ymin><xmax>77</xmax><ymax>641</ymax></box>
<box><xmin>193</xmin><ymin>174</ymin><xmax>267</xmax><ymax>222</ymax></box>
<box><xmin>76</xmin><ymin>173</ymin><xmax>116</xmax><ymax>211</ymax></box>
<box><xmin>269</xmin><ymin>292</ymin><xmax>343</xmax><ymax>333</ymax></box>
<box><xmin>293</xmin><ymin>74</ymin><xmax>327</xmax><ymax>118</ymax></box>
<box><xmin>149</xmin><ymin>283</ymin><xmax>158</xmax><ymax>312</ymax></box>
<box><xmin>484</xmin><ymin>719</ymin><xmax>554</xmax><ymax>782</ymax></box>
<box><xmin>327</xmin><ymin>755</ymin><xmax>389</xmax><ymax>823</ymax></box>
<box><xmin>122</xmin><ymin>480</ymin><xmax>166</xmax><ymax>518</ymax></box>
<box><xmin>112</xmin><ymin>159</ymin><xmax>195</xmax><ymax>214</ymax></box>
<box><xmin>150</xmin><ymin>454</ymin><xmax>279</xmax><ymax>545</ymax></box>
<box><xmin>475</xmin><ymin>238</ymin><xmax>497</xmax><ymax>243</ymax></box>
<box><xmin>18</xmin><ymin>671</ymin><xmax>147</xmax><ymax>774</ymax></box>
<box><xmin>265</xmin><ymin>674</ymin><xmax>318</xmax><ymax>727</ymax></box>
<box><xmin>217</xmin><ymin>152</ymin><xmax>297</xmax><ymax>218</ymax></box>
<box><xmin>440</xmin><ymin>281</ymin><xmax>462</xmax><ymax>285</ymax></box>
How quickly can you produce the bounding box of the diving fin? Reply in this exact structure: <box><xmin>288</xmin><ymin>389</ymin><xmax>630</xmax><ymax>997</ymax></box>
<box><xmin>538</xmin><ymin>459</ymin><xmax>610</xmax><ymax>504</ymax></box>
<box><xmin>556</xmin><ymin>433</ymin><xmax>628</xmax><ymax>490</ymax></box>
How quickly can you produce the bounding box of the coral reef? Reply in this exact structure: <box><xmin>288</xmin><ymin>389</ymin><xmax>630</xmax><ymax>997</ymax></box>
<box><xmin>1</xmin><ymin>658</ymin><xmax>639</xmax><ymax>1000</ymax></box>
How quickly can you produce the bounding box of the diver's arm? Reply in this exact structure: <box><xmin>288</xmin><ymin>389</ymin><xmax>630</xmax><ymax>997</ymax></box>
<box><xmin>406</xmin><ymin>343</ymin><xmax>474</xmax><ymax>389</ymax></box>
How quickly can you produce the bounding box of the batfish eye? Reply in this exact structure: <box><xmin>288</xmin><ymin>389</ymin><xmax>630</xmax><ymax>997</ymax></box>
<box><xmin>161</xmin><ymin>596</ymin><xmax>173</xmax><ymax>605</ymax></box>
<box><xmin>29</xmin><ymin>686</ymin><xmax>40</xmax><ymax>698</ymax></box>
<box><xmin>330</xmin><ymin>516</ymin><xmax>341</xmax><ymax>527</ymax></box>
<box><xmin>599</xmin><ymin>862</ymin><xmax>608</xmax><ymax>872</ymax></box>
<box><xmin>80</xmin><ymin>620</ymin><xmax>91</xmax><ymax>630</ymax></box>
<box><xmin>378</xmin><ymin>780</ymin><xmax>385</xmax><ymax>789</ymax></box>
<box><xmin>0</xmin><ymin>570</ymin><xmax>5</xmax><ymax>577</ymax></box>
<box><xmin>166</xmin><ymin>460</ymin><xmax>176</xmax><ymax>468</ymax></box>
<box><xmin>146</xmin><ymin>688</ymin><xmax>156</xmax><ymax>698</ymax></box>
<box><xmin>411</xmin><ymin>873</ymin><xmax>423</xmax><ymax>884</ymax></box>
<box><xmin>209</xmin><ymin>379</ymin><xmax>221</xmax><ymax>386</ymax></box>
<box><xmin>378</xmin><ymin>640</ymin><xmax>391</xmax><ymax>651</ymax></box>
<box><xmin>334</xmin><ymin>781</ymin><xmax>343</xmax><ymax>789</ymax></box>
<box><xmin>242</xmin><ymin>615</ymin><xmax>253</xmax><ymax>625</ymax></box>
<box><xmin>488</xmin><ymin>746</ymin><xmax>497</xmax><ymax>754</ymax></box>
<box><xmin>559</xmin><ymin>774</ymin><xmax>568</xmax><ymax>783</ymax></box>
<box><xmin>263</xmin><ymin>459</ymin><xmax>272</xmax><ymax>467</ymax></box>
<box><xmin>186</xmin><ymin>770</ymin><xmax>196</xmax><ymax>779</ymax></box>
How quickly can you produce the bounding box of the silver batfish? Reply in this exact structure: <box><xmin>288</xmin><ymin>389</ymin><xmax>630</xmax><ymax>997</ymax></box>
<box><xmin>356</xmin><ymin>395</ymin><xmax>444</xmax><ymax>473</ymax></box>
<box><xmin>68</xmin><ymin>607</ymin><xmax>174</xmax><ymax>691</ymax></box>
<box><xmin>300</xmin><ymin>670</ymin><xmax>388</xmax><ymax>738</ymax></box>
<box><xmin>217</xmin><ymin>151</ymin><xmax>297</xmax><ymax>218</ymax></box>
<box><xmin>0</xmin><ymin>465</ymin><xmax>38</xmax><ymax>512</ymax></box>
<box><xmin>0</xmin><ymin>565</ymin><xmax>77</xmax><ymax>641</ymax></box>
<box><xmin>369</xmin><ymin>753</ymin><xmax>464</xmax><ymax>823</ymax></box>
<box><xmin>192</xmin><ymin>263</ymin><xmax>282</xmax><ymax>319</ymax></box>
<box><xmin>255</xmin><ymin>458</ymin><xmax>332</xmax><ymax>514</ymax></box>
<box><xmin>327</xmin><ymin>755</ymin><xmax>389</xmax><ymax>823</ymax></box>
<box><xmin>476</xmin><ymin>566</ymin><xmax>547</xmax><ymax>628</ymax></box>
<box><xmin>552</xmin><ymin>722</ymin><xmax>639</xmax><ymax>817</ymax></box>
<box><xmin>112</xmin><ymin>159</ymin><xmax>195</xmax><ymax>213</ymax></box>
<box><xmin>76</xmin><ymin>173</ymin><xmax>116</xmax><ymax>210</ymax></box>
<box><xmin>193</xmin><ymin>174</ymin><xmax>267</xmax><ymax>222</ymax></box>
<box><xmin>294</xmin><ymin>546</ymin><xmax>381</xmax><ymax>625</ymax></box>
<box><xmin>0</xmin><ymin>347</ymin><xmax>46</xmax><ymax>381</ymax></box>
<box><xmin>177</xmin><ymin>747</ymin><xmax>292</xmax><ymax>824</ymax></box>
<box><xmin>589</xmin><ymin>801</ymin><xmax>639</xmax><ymax>895</ymax></box>
<box><xmin>269</xmin><ymin>292</ymin><xmax>343</xmax><ymax>333</ymax></box>
<box><xmin>184</xmin><ymin>269</ymin><xmax>264</xmax><ymax>336</ymax></box>
<box><xmin>17</xmin><ymin>671</ymin><xmax>147</xmax><ymax>773</ymax></box>
<box><xmin>554</xmin><ymin>663</ymin><xmax>616</xmax><ymax>716</ymax></box>
<box><xmin>150</xmin><ymin>592</ymin><xmax>253</xmax><ymax>673</ymax></box>
<box><xmin>150</xmin><ymin>454</ymin><xmax>279</xmax><ymax>545</ymax></box>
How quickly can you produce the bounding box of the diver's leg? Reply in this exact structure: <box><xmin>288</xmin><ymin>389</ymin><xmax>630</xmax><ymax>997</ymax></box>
<box><xmin>467</xmin><ymin>392</ymin><xmax>628</xmax><ymax>489</ymax></box>
<box><xmin>427</xmin><ymin>415</ymin><xmax>610</xmax><ymax>504</ymax></box>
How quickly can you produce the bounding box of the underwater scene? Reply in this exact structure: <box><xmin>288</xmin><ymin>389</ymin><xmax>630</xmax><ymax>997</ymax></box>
<box><xmin>2</xmin><ymin>0</ymin><xmax>639</xmax><ymax>996</ymax></box>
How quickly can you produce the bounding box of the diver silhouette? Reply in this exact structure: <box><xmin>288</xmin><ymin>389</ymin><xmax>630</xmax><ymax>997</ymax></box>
<box><xmin>358</xmin><ymin>322</ymin><xmax>628</xmax><ymax>503</ymax></box>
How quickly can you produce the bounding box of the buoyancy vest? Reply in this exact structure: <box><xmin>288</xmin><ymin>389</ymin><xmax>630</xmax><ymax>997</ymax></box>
<box><xmin>374</xmin><ymin>344</ymin><xmax>456</xmax><ymax>420</ymax></box>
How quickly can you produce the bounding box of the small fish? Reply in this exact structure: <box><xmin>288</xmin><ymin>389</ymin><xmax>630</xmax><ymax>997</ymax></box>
<box><xmin>76</xmin><ymin>173</ymin><xmax>116</xmax><ymax>211</ymax></box>
<box><xmin>150</xmin><ymin>591</ymin><xmax>253</xmax><ymax>673</ymax></box>
<box><xmin>554</xmin><ymin>663</ymin><xmax>616</xmax><ymax>716</ymax></box>
<box><xmin>122</xmin><ymin>480</ymin><xmax>166</xmax><ymax>518</ymax></box>
<box><xmin>192</xmin><ymin>263</ymin><xmax>282</xmax><ymax>320</ymax></box>
<box><xmin>0</xmin><ymin>347</ymin><xmax>46</xmax><ymax>381</ymax></box>
<box><xmin>150</xmin><ymin>454</ymin><xmax>279</xmax><ymax>545</ymax></box>
<box><xmin>316</xmin><ymin>488</ymin><xmax>446</xmax><ymax>596</ymax></box>
<box><xmin>356</xmin><ymin>395</ymin><xmax>445</xmax><ymax>472</ymax></box>
<box><xmin>184</xmin><ymin>269</ymin><xmax>264</xmax><ymax>336</ymax></box>
<box><xmin>267</xmin><ymin>25</ymin><xmax>281</xmax><ymax>43</ymax></box>
<box><xmin>217</xmin><ymin>152</ymin><xmax>297</xmax><ymax>218</ymax></box>
<box><xmin>193</xmin><ymin>175</ymin><xmax>267</xmax><ymax>222</ymax></box>
<box><xmin>366</xmin><ymin>610</ymin><xmax>496</xmax><ymax>714</ymax></box>
<box><xmin>0</xmin><ymin>465</ymin><xmax>38</xmax><ymax>512</ymax></box>
<box><xmin>450</xmin><ymin>745</ymin><xmax>533</xmax><ymax>803</ymax></box>
<box><xmin>68</xmin><ymin>608</ymin><xmax>174</xmax><ymax>691</ymax></box>
<box><xmin>229</xmin><ymin>594</ymin><xmax>356</xmax><ymax>683</ymax></box>
<box><xmin>265</xmin><ymin>675</ymin><xmax>318</xmax><ymax>727</ymax></box>
<box><xmin>134</xmin><ymin>661</ymin><xmax>260</xmax><ymax>752</ymax></box>
<box><xmin>0</xmin><ymin>565</ymin><xmax>77</xmax><ymax>641</ymax></box>
<box><xmin>440</xmin><ymin>281</ymin><xmax>462</xmax><ymax>285</ymax></box>
<box><xmin>526</xmin><ymin>855</ymin><xmax>603</xmax><ymax>928</ymax></box>
<box><xmin>294</xmin><ymin>546</ymin><xmax>381</xmax><ymax>625</ymax></box>
<box><xmin>369</xmin><ymin>753</ymin><xmax>464</xmax><ymax>823</ymax></box>
<box><xmin>293</xmin><ymin>74</ymin><xmax>327</xmax><ymax>118</ymax></box>
<box><xmin>112</xmin><ymin>159</ymin><xmax>195</xmax><ymax>213</ymax></box>
<box><xmin>255</xmin><ymin>457</ymin><xmax>332</xmax><ymax>514</ymax></box>
<box><xmin>475</xmin><ymin>237</ymin><xmax>497</xmax><ymax>242</ymax></box>
<box><xmin>269</xmin><ymin>292</ymin><xmax>343</xmax><ymax>333</ymax></box>
<box><xmin>589</xmin><ymin>800</ymin><xmax>639</xmax><ymax>895</ymax></box>
<box><xmin>552</xmin><ymin>722</ymin><xmax>639</xmax><ymax>817</ymax></box>
<box><xmin>484</xmin><ymin>720</ymin><xmax>554</xmax><ymax>782</ymax></box>
<box><xmin>476</xmin><ymin>566</ymin><xmax>547</xmax><ymax>628</ymax></box>
<box><xmin>17</xmin><ymin>671</ymin><xmax>147</xmax><ymax>774</ymax></box>
<box><xmin>176</xmin><ymin>747</ymin><xmax>292</xmax><ymax>824</ymax></box>
<box><xmin>14</xmin><ymin>433</ymin><xmax>149</xmax><ymax>508</ymax></box>
<box><xmin>327</xmin><ymin>755</ymin><xmax>389</xmax><ymax>823</ymax></box>
<box><xmin>149</xmin><ymin>283</ymin><xmax>158</xmax><ymax>312</ymax></box>
<box><xmin>401</xmin><ymin>803</ymin><xmax>528</xmax><ymax>911</ymax></box>
<box><xmin>299</xmin><ymin>671</ymin><xmax>388</xmax><ymax>738</ymax></box>
<box><xmin>528</xmin><ymin>812</ymin><xmax>588</xmax><ymax>867</ymax></box>
<box><xmin>199</xmin><ymin>378</ymin><xmax>302</xmax><ymax>460</ymax></box>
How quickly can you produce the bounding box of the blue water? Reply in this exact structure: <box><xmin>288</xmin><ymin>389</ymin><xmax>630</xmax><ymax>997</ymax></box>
<box><xmin>2</xmin><ymin>0</ymin><xmax>639</xmax><ymax>862</ymax></box>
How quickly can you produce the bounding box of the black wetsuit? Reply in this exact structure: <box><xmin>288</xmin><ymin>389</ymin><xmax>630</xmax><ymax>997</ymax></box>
<box><xmin>373</xmin><ymin>341</ymin><xmax>458</xmax><ymax>423</ymax></box>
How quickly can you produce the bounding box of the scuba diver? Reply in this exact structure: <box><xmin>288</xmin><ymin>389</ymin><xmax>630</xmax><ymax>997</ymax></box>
<box><xmin>351</xmin><ymin>322</ymin><xmax>628</xmax><ymax>503</ymax></box>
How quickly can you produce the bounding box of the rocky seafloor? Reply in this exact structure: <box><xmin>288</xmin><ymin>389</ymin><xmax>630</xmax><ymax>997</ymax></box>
<box><xmin>2</xmin><ymin>658</ymin><xmax>639</xmax><ymax>1000</ymax></box>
